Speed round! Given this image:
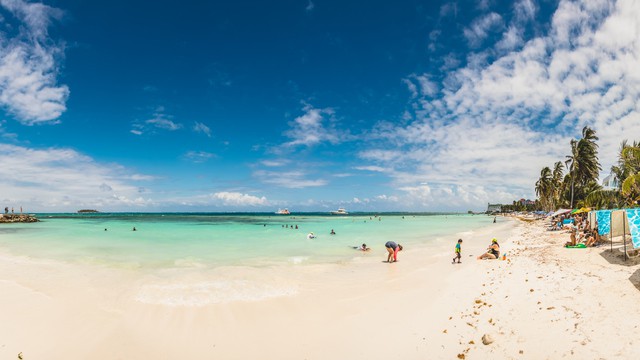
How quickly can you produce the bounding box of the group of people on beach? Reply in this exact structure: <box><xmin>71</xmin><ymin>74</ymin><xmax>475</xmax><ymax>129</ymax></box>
<box><xmin>562</xmin><ymin>214</ymin><xmax>600</xmax><ymax>247</ymax></box>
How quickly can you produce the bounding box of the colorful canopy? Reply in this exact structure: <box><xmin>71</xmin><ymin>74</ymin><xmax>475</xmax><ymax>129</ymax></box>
<box><xmin>571</xmin><ymin>207</ymin><xmax>592</xmax><ymax>214</ymax></box>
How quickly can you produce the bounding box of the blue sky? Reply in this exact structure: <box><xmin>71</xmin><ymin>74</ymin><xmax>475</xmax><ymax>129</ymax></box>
<box><xmin>1</xmin><ymin>0</ymin><xmax>639</xmax><ymax>212</ymax></box>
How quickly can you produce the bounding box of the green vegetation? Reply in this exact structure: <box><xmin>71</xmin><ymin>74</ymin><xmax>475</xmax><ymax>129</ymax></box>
<box><xmin>535</xmin><ymin>127</ymin><xmax>640</xmax><ymax>210</ymax></box>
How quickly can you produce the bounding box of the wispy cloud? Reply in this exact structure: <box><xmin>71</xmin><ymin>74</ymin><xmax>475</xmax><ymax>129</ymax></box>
<box><xmin>305</xmin><ymin>0</ymin><xmax>314</xmax><ymax>12</ymax></box>
<box><xmin>131</xmin><ymin>108</ymin><xmax>183</xmax><ymax>134</ymax></box>
<box><xmin>463</xmin><ymin>12</ymin><xmax>503</xmax><ymax>48</ymax></box>
<box><xmin>261</xmin><ymin>159</ymin><xmax>289</xmax><ymax>167</ymax></box>
<box><xmin>254</xmin><ymin>169</ymin><xmax>327</xmax><ymax>189</ymax></box>
<box><xmin>146</xmin><ymin>117</ymin><xmax>182</xmax><ymax>131</ymax></box>
<box><xmin>184</xmin><ymin>150</ymin><xmax>215</xmax><ymax>163</ymax></box>
<box><xmin>0</xmin><ymin>0</ymin><xmax>69</xmax><ymax>124</ymax></box>
<box><xmin>193</xmin><ymin>122</ymin><xmax>211</xmax><ymax>137</ymax></box>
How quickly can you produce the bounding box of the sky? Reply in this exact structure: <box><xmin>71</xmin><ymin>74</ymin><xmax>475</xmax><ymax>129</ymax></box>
<box><xmin>1</xmin><ymin>0</ymin><xmax>640</xmax><ymax>212</ymax></box>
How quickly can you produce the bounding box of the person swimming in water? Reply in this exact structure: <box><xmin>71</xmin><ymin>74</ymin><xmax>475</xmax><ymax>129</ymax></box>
<box><xmin>352</xmin><ymin>243</ymin><xmax>370</xmax><ymax>251</ymax></box>
<box><xmin>330</xmin><ymin>229</ymin><xmax>336</xmax><ymax>235</ymax></box>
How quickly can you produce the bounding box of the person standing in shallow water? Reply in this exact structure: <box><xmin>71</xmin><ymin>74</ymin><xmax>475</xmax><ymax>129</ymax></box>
<box><xmin>385</xmin><ymin>241</ymin><xmax>403</xmax><ymax>263</ymax></box>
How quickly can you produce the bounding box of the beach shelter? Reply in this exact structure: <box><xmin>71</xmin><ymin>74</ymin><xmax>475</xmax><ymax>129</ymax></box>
<box><xmin>610</xmin><ymin>210</ymin><xmax>631</xmax><ymax>255</ymax></box>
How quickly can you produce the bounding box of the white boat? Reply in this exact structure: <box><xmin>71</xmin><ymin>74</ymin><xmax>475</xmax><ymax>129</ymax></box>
<box><xmin>331</xmin><ymin>208</ymin><xmax>348</xmax><ymax>215</ymax></box>
<box><xmin>275</xmin><ymin>208</ymin><xmax>291</xmax><ymax>215</ymax></box>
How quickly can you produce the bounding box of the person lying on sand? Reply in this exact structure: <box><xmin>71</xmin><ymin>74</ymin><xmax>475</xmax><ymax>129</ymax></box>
<box><xmin>478</xmin><ymin>238</ymin><xmax>500</xmax><ymax>260</ymax></box>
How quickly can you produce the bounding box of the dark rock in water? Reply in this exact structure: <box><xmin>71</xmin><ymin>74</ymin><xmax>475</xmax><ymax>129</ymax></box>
<box><xmin>0</xmin><ymin>214</ymin><xmax>39</xmax><ymax>223</ymax></box>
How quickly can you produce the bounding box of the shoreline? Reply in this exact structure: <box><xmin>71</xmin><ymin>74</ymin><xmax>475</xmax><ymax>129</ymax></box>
<box><xmin>1</xmin><ymin>217</ymin><xmax>639</xmax><ymax>359</ymax></box>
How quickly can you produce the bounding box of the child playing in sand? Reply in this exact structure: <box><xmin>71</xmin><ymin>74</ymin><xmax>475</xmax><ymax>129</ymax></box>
<box><xmin>452</xmin><ymin>239</ymin><xmax>463</xmax><ymax>264</ymax></box>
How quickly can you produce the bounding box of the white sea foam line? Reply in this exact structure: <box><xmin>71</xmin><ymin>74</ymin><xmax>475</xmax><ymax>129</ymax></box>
<box><xmin>288</xmin><ymin>256</ymin><xmax>309</xmax><ymax>264</ymax></box>
<box><xmin>135</xmin><ymin>280</ymin><xmax>298</xmax><ymax>306</ymax></box>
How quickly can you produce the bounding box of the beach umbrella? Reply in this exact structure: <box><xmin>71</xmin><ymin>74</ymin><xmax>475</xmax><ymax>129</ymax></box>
<box><xmin>551</xmin><ymin>209</ymin><xmax>572</xmax><ymax>217</ymax></box>
<box><xmin>572</xmin><ymin>207</ymin><xmax>592</xmax><ymax>214</ymax></box>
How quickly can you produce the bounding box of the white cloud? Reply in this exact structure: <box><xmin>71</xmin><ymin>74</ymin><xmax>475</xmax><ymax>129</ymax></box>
<box><xmin>193</xmin><ymin>122</ymin><xmax>211</xmax><ymax>137</ymax></box>
<box><xmin>0</xmin><ymin>143</ymin><xmax>154</xmax><ymax>211</ymax></box>
<box><xmin>212</xmin><ymin>191</ymin><xmax>267</xmax><ymax>206</ymax></box>
<box><xmin>358</xmin><ymin>0</ymin><xmax>640</xmax><ymax>210</ymax></box>
<box><xmin>0</xmin><ymin>0</ymin><xmax>69</xmax><ymax>124</ymax></box>
<box><xmin>282</xmin><ymin>104</ymin><xmax>344</xmax><ymax>148</ymax></box>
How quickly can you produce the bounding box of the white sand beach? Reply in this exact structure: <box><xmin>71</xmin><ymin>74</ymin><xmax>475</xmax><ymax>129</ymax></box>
<box><xmin>2</xmin><ymin>218</ymin><xmax>640</xmax><ymax>359</ymax></box>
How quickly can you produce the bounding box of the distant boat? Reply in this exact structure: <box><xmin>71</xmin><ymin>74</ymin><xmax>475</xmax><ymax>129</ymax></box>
<box><xmin>331</xmin><ymin>208</ymin><xmax>348</xmax><ymax>215</ymax></box>
<box><xmin>275</xmin><ymin>208</ymin><xmax>291</xmax><ymax>215</ymax></box>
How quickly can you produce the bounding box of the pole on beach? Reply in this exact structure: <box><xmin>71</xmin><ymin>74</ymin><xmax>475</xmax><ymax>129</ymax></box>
<box><xmin>610</xmin><ymin>211</ymin><xmax>613</xmax><ymax>253</ymax></box>
<box><xmin>623</xmin><ymin>212</ymin><xmax>628</xmax><ymax>262</ymax></box>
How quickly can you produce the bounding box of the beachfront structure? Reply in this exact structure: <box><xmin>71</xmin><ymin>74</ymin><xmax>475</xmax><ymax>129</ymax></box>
<box><xmin>601</xmin><ymin>173</ymin><xmax>619</xmax><ymax>190</ymax></box>
<box><xmin>487</xmin><ymin>203</ymin><xmax>502</xmax><ymax>213</ymax></box>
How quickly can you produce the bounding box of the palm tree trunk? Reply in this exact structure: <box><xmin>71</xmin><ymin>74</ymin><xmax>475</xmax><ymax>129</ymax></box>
<box><xmin>570</xmin><ymin>179</ymin><xmax>575</xmax><ymax>208</ymax></box>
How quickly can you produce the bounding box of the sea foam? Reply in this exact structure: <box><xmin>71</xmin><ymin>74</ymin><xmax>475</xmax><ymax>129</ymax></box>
<box><xmin>135</xmin><ymin>280</ymin><xmax>297</xmax><ymax>306</ymax></box>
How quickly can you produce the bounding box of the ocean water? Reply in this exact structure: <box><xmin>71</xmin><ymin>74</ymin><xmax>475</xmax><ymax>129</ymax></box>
<box><xmin>1</xmin><ymin>212</ymin><xmax>499</xmax><ymax>305</ymax></box>
<box><xmin>0</xmin><ymin>212</ymin><xmax>493</xmax><ymax>269</ymax></box>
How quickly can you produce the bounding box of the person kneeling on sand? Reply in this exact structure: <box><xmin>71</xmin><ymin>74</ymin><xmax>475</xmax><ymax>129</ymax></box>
<box><xmin>478</xmin><ymin>238</ymin><xmax>500</xmax><ymax>260</ymax></box>
<box><xmin>385</xmin><ymin>241</ymin><xmax>403</xmax><ymax>262</ymax></box>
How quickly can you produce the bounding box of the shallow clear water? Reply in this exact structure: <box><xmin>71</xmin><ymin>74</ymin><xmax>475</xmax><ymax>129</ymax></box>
<box><xmin>0</xmin><ymin>212</ymin><xmax>493</xmax><ymax>269</ymax></box>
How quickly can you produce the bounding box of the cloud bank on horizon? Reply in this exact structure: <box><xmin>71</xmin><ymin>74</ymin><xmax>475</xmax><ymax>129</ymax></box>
<box><xmin>1</xmin><ymin>0</ymin><xmax>639</xmax><ymax>212</ymax></box>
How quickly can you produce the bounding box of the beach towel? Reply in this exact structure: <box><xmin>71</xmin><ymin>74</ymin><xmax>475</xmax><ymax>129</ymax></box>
<box><xmin>626</xmin><ymin>209</ymin><xmax>640</xmax><ymax>249</ymax></box>
<box><xmin>595</xmin><ymin>210</ymin><xmax>613</xmax><ymax>236</ymax></box>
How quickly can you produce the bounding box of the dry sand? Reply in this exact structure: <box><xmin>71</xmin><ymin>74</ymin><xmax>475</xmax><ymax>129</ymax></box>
<box><xmin>1</xmin><ymin>218</ymin><xmax>640</xmax><ymax>359</ymax></box>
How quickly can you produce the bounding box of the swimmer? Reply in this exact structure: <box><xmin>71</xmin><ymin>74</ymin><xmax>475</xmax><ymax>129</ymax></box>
<box><xmin>132</xmin><ymin>227</ymin><xmax>137</xmax><ymax>231</ymax></box>
<box><xmin>360</xmin><ymin>243</ymin><xmax>370</xmax><ymax>251</ymax></box>
<box><xmin>330</xmin><ymin>229</ymin><xmax>336</xmax><ymax>235</ymax></box>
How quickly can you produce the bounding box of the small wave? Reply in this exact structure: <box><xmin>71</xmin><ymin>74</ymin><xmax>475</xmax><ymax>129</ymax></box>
<box><xmin>135</xmin><ymin>280</ymin><xmax>297</xmax><ymax>306</ymax></box>
<box><xmin>288</xmin><ymin>256</ymin><xmax>309</xmax><ymax>264</ymax></box>
<box><xmin>173</xmin><ymin>257</ymin><xmax>207</xmax><ymax>268</ymax></box>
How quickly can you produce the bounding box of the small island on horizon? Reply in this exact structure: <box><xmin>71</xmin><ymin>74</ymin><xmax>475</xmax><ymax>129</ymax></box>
<box><xmin>77</xmin><ymin>209</ymin><xmax>100</xmax><ymax>213</ymax></box>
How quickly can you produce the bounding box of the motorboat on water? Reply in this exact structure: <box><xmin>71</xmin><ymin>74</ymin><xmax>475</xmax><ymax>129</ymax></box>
<box><xmin>330</xmin><ymin>208</ymin><xmax>348</xmax><ymax>215</ymax></box>
<box><xmin>275</xmin><ymin>208</ymin><xmax>291</xmax><ymax>215</ymax></box>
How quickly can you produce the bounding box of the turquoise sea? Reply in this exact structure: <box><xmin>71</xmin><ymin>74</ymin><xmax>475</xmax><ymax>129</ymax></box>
<box><xmin>0</xmin><ymin>212</ymin><xmax>494</xmax><ymax>269</ymax></box>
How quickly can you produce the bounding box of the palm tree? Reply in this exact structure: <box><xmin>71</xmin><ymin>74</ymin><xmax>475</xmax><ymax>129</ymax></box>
<box><xmin>620</xmin><ymin>145</ymin><xmax>640</xmax><ymax>206</ymax></box>
<box><xmin>535</xmin><ymin>167</ymin><xmax>552</xmax><ymax>211</ymax></box>
<box><xmin>551</xmin><ymin>161</ymin><xmax>564</xmax><ymax>209</ymax></box>
<box><xmin>565</xmin><ymin>126</ymin><xmax>601</xmax><ymax>208</ymax></box>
